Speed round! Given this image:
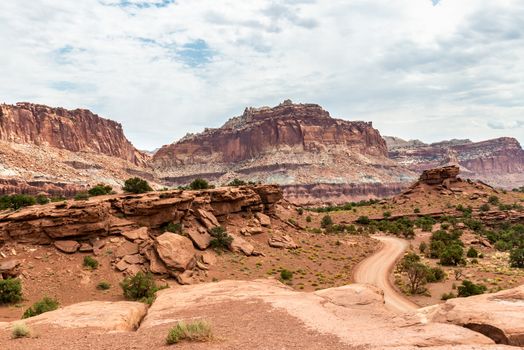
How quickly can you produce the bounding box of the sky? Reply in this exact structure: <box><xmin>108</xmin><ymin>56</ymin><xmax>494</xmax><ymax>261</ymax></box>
<box><xmin>0</xmin><ymin>0</ymin><xmax>523</xmax><ymax>151</ymax></box>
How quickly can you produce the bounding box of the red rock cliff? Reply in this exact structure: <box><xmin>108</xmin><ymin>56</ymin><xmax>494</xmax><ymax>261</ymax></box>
<box><xmin>153</xmin><ymin>100</ymin><xmax>388</xmax><ymax>168</ymax></box>
<box><xmin>0</xmin><ymin>103</ymin><xmax>147</xmax><ymax>166</ymax></box>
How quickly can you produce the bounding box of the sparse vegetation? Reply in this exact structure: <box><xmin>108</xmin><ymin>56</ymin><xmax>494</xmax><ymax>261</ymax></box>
<box><xmin>88</xmin><ymin>183</ymin><xmax>113</xmax><ymax>196</ymax></box>
<box><xmin>11</xmin><ymin>323</ymin><xmax>31</xmax><ymax>339</ymax></box>
<box><xmin>97</xmin><ymin>281</ymin><xmax>111</xmax><ymax>290</ymax></box>
<box><xmin>479</xmin><ymin>203</ymin><xmax>490</xmax><ymax>212</ymax></box>
<box><xmin>306</xmin><ymin>215</ymin><xmax>312</xmax><ymax>223</ymax></box>
<box><xmin>320</xmin><ymin>214</ymin><xmax>333</xmax><ymax>229</ymax></box>
<box><xmin>466</xmin><ymin>247</ymin><xmax>478</xmax><ymax>258</ymax></box>
<box><xmin>83</xmin><ymin>255</ymin><xmax>99</xmax><ymax>269</ymax></box>
<box><xmin>22</xmin><ymin>297</ymin><xmax>59</xmax><ymax>319</ymax></box>
<box><xmin>457</xmin><ymin>280</ymin><xmax>487</xmax><ymax>297</ymax></box>
<box><xmin>164</xmin><ymin>222</ymin><xmax>182</xmax><ymax>233</ymax></box>
<box><xmin>227</xmin><ymin>178</ymin><xmax>246</xmax><ymax>186</ymax></box>
<box><xmin>441</xmin><ymin>292</ymin><xmax>456</xmax><ymax>301</ymax></box>
<box><xmin>0</xmin><ymin>194</ymin><xmax>36</xmax><ymax>210</ymax></box>
<box><xmin>309</xmin><ymin>199</ymin><xmax>379</xmax><ymax>213</ymax></box>
<box><xmin>0</xmin><ymin>278</ymin><xmax>22</xmax><ymax>304</ymax></box>
<box><xmin>280</xmin><ymin>269</ymin><xmax>293</xmax><ymax>281</ymax></box>
<box><xmin>35</xmin><ymin>194</ymin><xmax>50</xmax><ymax>205</ymax></box>
<box><xmin>121</xmin><ymin>272</ymin><xmax>163</xmax><ymax>304</ymax></box>
<box><xmin>209</xmin><ymin>226</ymin><xmax>233</xmax><ymax>251</ymax></box>
<box><xmin>510</xmin><ymin>247</ymin><xmax>524</xmax><ymax>268</ymax></box>
<box><xmin>189</xmin><ymin>178</ymin><xmax>210</xmax><ymax>190</ymax></box>
<box><xmin>123</xmin><ymin>177</ymin><xmax>153</xmax><ymax>194</ymax></box>
<box><xmin>356</xmin><ymin>216</ymin><xmax>370</xmax><ymax>225</ymax></box>
<box><xmin>166</xmin><ymin>320</ymin><xmax>213</xmax><ymax>345</ymax></box>
<box><xmin>74</xmin><ymin>192</ymin><xmax>90</xmax><ymax>201</ymax></box>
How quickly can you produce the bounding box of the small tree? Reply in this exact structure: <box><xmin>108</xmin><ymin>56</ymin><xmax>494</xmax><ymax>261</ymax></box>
<box><xmin>123</xmin><ymin>177</ymin><xmax>153</xmax><ymax>194</ymax></box>
<box><xmin>88</xmin><ymin>183</ymin><xmax>113</xmax><ymax>196</ymax></box>
<box><xmin>0</xmin><ymin>278</ymin><xmax>22</xmax><ymax>304</ymax></box>
<box><xmin>227</xmin><ymin>178</ymin><xmax>246</xmax><ymax>187</ymax></box>
<box><xmin>510</xmin><ymin>248</ymin><xmax>524</xmax><ymax>268</ymax></box>
<box><xmin>320</xmin><ymin>215</ymin><xmax>333</xmax><ymax>229</ymax></box>
<box><xmin>189</xmin><ymin>178</ymin><xmax>210</xmax><ymax>190</ymax></box>
<box><xmin>439</xmin><ymin>243</ymin><xmax>464</xmax><ymax>266</ymax></box>
<box><xmin>209</xmin><ymin>226</ymin><xmax>233</xmax><ymax>251</ymax></box>
<box><xmin>404</xmin><ymin>261</ymin><xmax>429</xmax><ymax>294</ymax></box>
<box><xmin>120</xmin><ymin>272</ymin><xmax>161</xmax><ymax>304</ymax></box>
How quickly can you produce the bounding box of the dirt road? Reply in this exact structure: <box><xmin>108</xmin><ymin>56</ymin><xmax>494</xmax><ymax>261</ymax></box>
<box><xmin>354</xmin><ymin>235</ymin><xmax>418</xmax><ymax>313</ymax></box>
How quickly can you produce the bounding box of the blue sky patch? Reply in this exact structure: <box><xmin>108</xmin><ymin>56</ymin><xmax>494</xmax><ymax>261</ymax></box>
<box><xmin>177</xmin><ymin>39</ymin><xmax>213</xmax><ymax>67</ymax></box>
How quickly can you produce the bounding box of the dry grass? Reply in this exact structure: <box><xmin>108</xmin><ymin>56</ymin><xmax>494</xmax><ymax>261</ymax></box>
<box><xmin>166</xmin><ymin>320</ymin><xmax>213</xmax><ymax>344</ymax></box>
<box><xmin>11</xmin><ymin>322</ymin><xmax>31</xmax><ymax>339</ymax></box>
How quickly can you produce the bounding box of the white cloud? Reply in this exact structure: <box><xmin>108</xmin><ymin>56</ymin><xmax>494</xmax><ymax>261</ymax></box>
<box><xmin>0</xmin><ymin>0</ymin><xmax>523</xmax><ymax>150</ymax></box>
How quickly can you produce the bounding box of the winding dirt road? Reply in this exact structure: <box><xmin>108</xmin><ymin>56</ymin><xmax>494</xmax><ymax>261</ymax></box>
<box><xmin>354</xmin><ymin>235</ymin><xmax>419</xmax><ymax>313</ymax></box>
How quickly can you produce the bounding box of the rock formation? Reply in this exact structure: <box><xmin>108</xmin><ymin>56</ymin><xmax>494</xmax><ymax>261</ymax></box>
<box><xmin>153</xmin><ymin>100</ymin><xmax>417</xmax><ymax>204</ymax></box>
<box><xmin>0</xmin><ymin>103</ymin><xmax>147</xmax><ymax>165</ymax></box>
<box><xmin>386</xmin><ymin>136</ymin><xmax>524</xmax><ymax>189</ymax></box>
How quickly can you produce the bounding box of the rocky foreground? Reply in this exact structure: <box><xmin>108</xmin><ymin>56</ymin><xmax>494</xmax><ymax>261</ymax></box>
<box><xmin>0</xmin><ymin>279</ymin><xmax>522</xmax><ymax>349</ymax></box>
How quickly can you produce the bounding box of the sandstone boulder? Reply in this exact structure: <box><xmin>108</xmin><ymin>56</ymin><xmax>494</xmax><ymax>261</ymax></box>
<box><xmin>78</xmin><ymin>242</ymin><xmax>93</xmax><ymax>252</ymax></box>
<box><xmin>229</xmin><ymin>234</ymin><xmax>254</xmax><ymax>256</ymax></box>
<box><xmin>54</xmin><ymin>240</ymin><xmax>80</xmax><ymax>254</ymax></box>
<box><xmin>268</xmin><ymin>234</ymin><xmax>298</xmax><ymax>249</ymax></box>
<box><xmin>426</xmin><ymin>285</ymin><xmax>524</xmax><ymax>346</ymax></box>
<box><xmin>0</xmin><ymin>259</ymin><xmax>21</xmax><ymax>278</ymax></box>
<box><xmin>195</xmin><ymin>208</ymin><xmax>219</xmax><ymax>230</ymax></box>
<box><xmin>121</xmin><ymin>227</ymin><xmax>149</xmax><ymax>241</ymax></box>
<box><xmin>155</xmin><ymin>233</ymin><xmax>196</xmax><ymax>271</ymax></box>
<box><xmin>144</xmin><ymin>247</ymin><xmax>168</xmax><ymax>274</ymax></box>
<box><xmin>255</xmin><ymin>212</ymin><xmax>271</xmax><ymax>226</ymax></box>
<box><xmin>186</xmin><ymin>225</ymin><xmax>212</xmax><ymax>250</ymax></box>
<box><xmin>1</xmin><ymin>301</ymin><xmax>147</xmax><ymax>331</ymax></box>
<box><xmin>115</xmin><ymin>241</ymin><xmax>139</xmax><ymax>258</ymax></box>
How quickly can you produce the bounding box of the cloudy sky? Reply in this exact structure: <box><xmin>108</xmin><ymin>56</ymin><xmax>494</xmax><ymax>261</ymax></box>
<box><xmin>0</xmin><ymin>0</ymin><xmax>523</xmax><ymax>150</ymax></box>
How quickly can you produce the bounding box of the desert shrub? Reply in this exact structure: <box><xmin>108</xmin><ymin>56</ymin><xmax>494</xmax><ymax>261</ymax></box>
<box><xmin>88</xmin><ymin>183</ymin><xmax>113</xmax><ymax>196</ymax></box>
<box><xmin>439</xmin><ymin>243</ymin><xmax>464</xmax><ymax>266</ymax></box>
<box><xmin>280</xmin><ymin>269</ymin><xmax>293</xmax><ymax>281</ymax></box>
<box><xmin>0</xmin><ymin>278</ymin><xmax>22</xmax><ymax>304</ymax></box>
<box><xmin>97</xmin><ymin>281</ymin><xmax>111</xmax><ymax>290</ymax></box>
<box><xmin>35</xmin><ymin>194</ymin><xmax>50</xmax><ymax>205</ymax></box>
<box><xmin>479</xmin><ymin>203</ymin><xmax>490</xmax><ymax>212</ymax></box>
<box><xmin>83</xmin><ymin>256</ymin><xmax>99</xmax><ymax>269</ymax></box>
<box><xmin>488</xmin><ymin>195</ymin><xmax>500</xmax><ymax>205</ymax></box>
<box><xmin>414</xmin><ymin>208</ymin><xmax>421</xmax><ymax>214</ymax></box>
<box><xmin>305</xmin><ymin>215</ymin><xmax>312</xmax><ymax>223</ymax></box>
<box><xmin>227</xmin><ymin>178</ymin><xmax>246</xmax><ymax>187</ymax></box>
<box><xmin>510</xmin><ymin>248</ymin><xmax>524</xmax><ymax>268</ymax></box>
<box><xmin>419</xmin><ymin>242</ymin><xmax>427</xmax><ymax>254</ymax></box>
<box><xmin>22</xmin><ymin>297</ymin><xmax>59</xmax><ymax>319</ymax></box>
<box><xmin>383</xmin><ymin>211</ymin><xmax>391</xmax><ymax>219</ymax></box>
<box><xmin>164</xmin><ymin>222</ymin><xmax>182</xmax><ymax>233</ymax></box>
<box><xmin>189</xmin><ymin>178</ymin><xmax>210</xmax><ymax>190</ymax></box>
<box><xmin>457</xmin><ymin>280</ymin><xmax>487</xmax><ymax>297</ymax></box>
<box><xmin>123</xmin><ymin>177</ymin><xmax>153</xmax><ymax>194</ymax></box>
<box><xmin>297</xmin><ymin>208</ymin><xmax>304</xmax><ymax>215</ymax></box>
<box><xmin>11</xmin><ymin>323</ymin><xmax>30</xmax><ymax>339</ymax></box>
<box><xmin>74</xmin><ymin>192</ymin><xmax>90</xmax><ymax>201</ymax></box>
<box><xmin>320</xmin><ymin>215</ymin><xmax>333</xmax><ymax>229</ymax></box>
<box><xmin>466</xmin><ymin>247</ymin><xmax>478</xmax><ymax>258</ymax></box>
<box><xmin>441</xmin><ymin>292</ymin><xmax>456</xmax><ymax>301</ymax></box>
<box><xmin>426</xmin><ymin>267</ymin><xmax>445</xmax><ymax>282</ymax></box>
<box><xmin>356</xmin><ymin>216</ymin><xmax>370</xmax><ymax>225</ymax></box>
<box><xmin>166</xmin><ymin>320</ymin><xmax>212</xmax><ymax>344</ymax></box>
<box><xmin>209</xmin><ymin>226</ymin><xmax>233</xmax><ymax>251</ymax></box>
<box><xmin>0</xmin><ymin>194</ymin><xmax>37</xmax><ymax>210</ymax></box>
<box><xmin>121</xmin><ymin>272</ymin><xmax>161</xmax><ymax>304</ymax></box>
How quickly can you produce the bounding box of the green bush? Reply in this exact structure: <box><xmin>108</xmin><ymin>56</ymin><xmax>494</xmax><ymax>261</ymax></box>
<box><xmin>22</xmin><ymin>297</ymin><xmax>59</xmax><ymax>319</ymax></box>
<box><xmin>120</xmin><ymin>272</ymin><xmax>162</xmax><ymax>304</ymax></box>
<box><xmin>35</xmin><ymin>194</ymin><xmax>50</xmax><ymax>205</ymax></box>
<box><xmin>88</xmin><ymin>184</ymin><xmax>113</xmax><ymax>196</ymax></box>
<box><xmin>280</xmin><ymin>269</ymin><xmax>293</xmax><ymax>281</ymax></box>
<box><xmin>457</xmin><ymin>280</ymin><xmax>487</xmax><ymax>297</ymax></box>
<box><xmin>439</xmin><ymin>243</ymin><xmax>464</xmax><ymax>266</ymax></box>
<box><xmin>488</xmin><ymin>195</ymin><xmax>500</xmax><ymax>205</ymax></box>
<box><xmin>419</xmin><ymin>242</ymin><xmax>427</xmax><ymax>254</ymax></box>
<box><xmin>83</xmin><ymin>256</ymin><xmax>99</xmax><ymax>269</ymax></box>
<box><xmin>97</xmin><ymin>281</ymin><xmax>111</xmax><ymax>290</ymax></box>
<box><xmin>164</xmin><ymin>222</ymin><xmax>182</xmax><ymax>233</ymax></box>
<box><xmin>426</xmin><ymin>267</ymin><xmax>445</xmax><ymax>282</ymax></box>
<box><xmin>466</xmin><ymin>247</ymin><xmax>478</xmax><ymax>258</ymax></box>
<box><xmin>356</xmin><ymin>216</ymin><xmax>370</xmax><ymax>225</ymax></box>
<box><xmin>0</xmin><ymin>278</ymin><xmax>22</xmax><ymax>304</ymax></box>
<box><xmin>0</xmin><ymin>194</ymin><xmax>37</xmax><ymax>211</ymax></box>
<box><xmin>414</xmin><ymin>208</ymin><xmax>421</xmax><ymax>214</ymax></box>
<box><xmin>479</xmin><ymin>203</ymin><xmax>490</xmax><ymax>212</ymax></box>
<box><xmin>510</xmin><ymin>248</ymin><xmax>524</xmax><ymax>268</ymax></box>
<box><xmin>74</xmin><ymin>192</ymin><xmax>90</xmax><ymax>201</ymax></box>
<box><xmin>383</xmin><ymin>211</ymin><xmax>391</xmax><ymax>219</ymax></box>
<box><xmin>297</xmin><ymin>208</ymin><xmax>304</xmax><ymax>215</ymax></box>
<box><xmin>305</xmin><ymin>215</ymin><xmax>312</xmax><ymax>223</ymax></box>
<box><xmin>209</xmin><ymin>226</ymin><xmax>233</xmax><ymax>251</ymax></box>
<box><xmin>166</xmin><ymin>320</ymin><xmax>212</xmax><ymax>344</ymax></box>
<box><xmin>320</xmin><ymin>215</ymin><xmax>333</xmax><ymax>228</ymax></box>
<box><xmin>123</xmin><ymin>177</ymin><xmax>153</xmax><ymax>194</ymax></box>
<box><xmin>227</xmin><ymin>178</ymin><xmax>247</xmax><ymax>187</ymax></box>
<box><xmin>189</xmin><ymin>178</ymin><xmax>210</xmax><ymax>190</ymax></box>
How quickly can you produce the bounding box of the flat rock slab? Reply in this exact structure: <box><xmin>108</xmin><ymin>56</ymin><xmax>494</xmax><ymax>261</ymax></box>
<box><xmin>54</xmin><ymin>240</ymin><xmax>80</xmax><ymax>254</ymax></box>
<box><xmin>0</xmin><ymin>301</ymin><xmax>147</xmax><ymax>332</ymax></box>
<box><xmin>115</xmin><ymin>241</ymin><xmax>139</xmax><ymax>258</ymax></box>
